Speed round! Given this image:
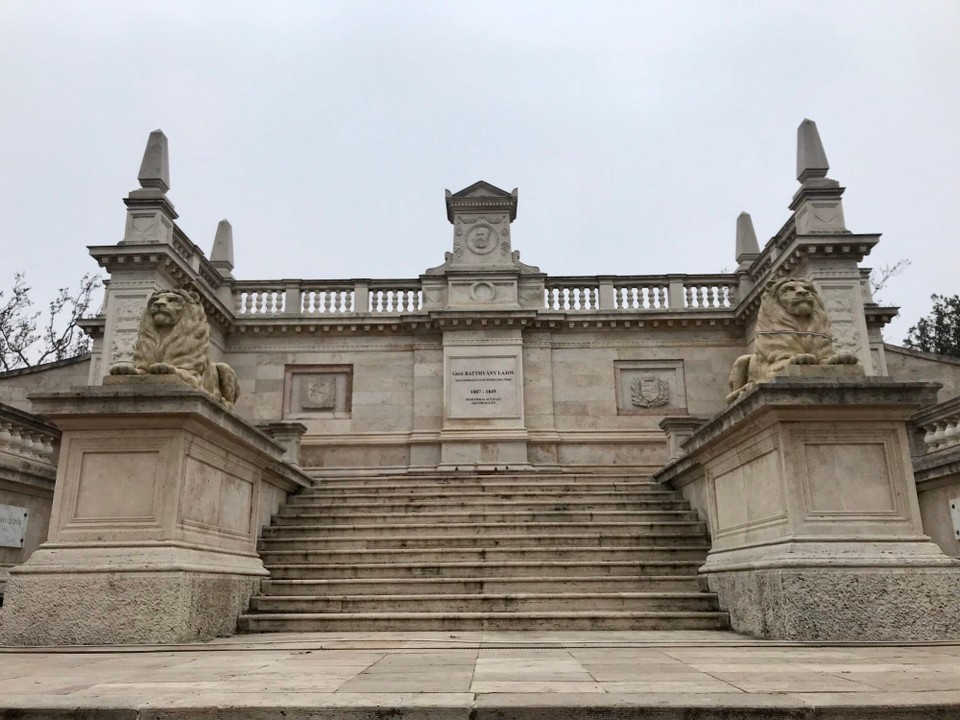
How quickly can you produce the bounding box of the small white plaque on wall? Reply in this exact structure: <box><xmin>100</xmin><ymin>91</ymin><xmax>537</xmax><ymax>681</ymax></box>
<box><xmin>0</xmin><ymin>505</ymin><xmax>28</xmax><ymax>548</ymax></box>
<box><xmin>950</xmin><ymin>497</ymin><xmax>960</xmax><ymax>541</ymax></box>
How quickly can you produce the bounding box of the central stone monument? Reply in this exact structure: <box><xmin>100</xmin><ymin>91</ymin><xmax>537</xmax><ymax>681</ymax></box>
<box><xmin>423</xmin><ymin>182</ymin><xmax>545</xmax><ymax>469</ymax></box>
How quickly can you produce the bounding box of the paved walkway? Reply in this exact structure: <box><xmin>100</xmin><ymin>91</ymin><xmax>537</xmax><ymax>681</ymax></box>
<box><xmin>3</xmin><ymin>631</ymin><xmax>960</xmax><ymax>718</ymax></box>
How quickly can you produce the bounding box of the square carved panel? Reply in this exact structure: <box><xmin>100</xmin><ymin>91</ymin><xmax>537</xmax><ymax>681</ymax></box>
<box><xmin>613</xmin><ymin>360</ymin><xmax>687</xmax><ymax>415</ymax></box>
<box><xmin>283</xmin><ymin>365</ymin><xmax>352</xmax><ymax>418</ymax></box>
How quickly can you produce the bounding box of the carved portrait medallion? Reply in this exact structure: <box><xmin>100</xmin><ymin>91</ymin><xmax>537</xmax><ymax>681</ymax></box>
<box><xmin>466</xmin><ymin>225</ymin><xmax>498</xmax><ymax>255</ymax></box>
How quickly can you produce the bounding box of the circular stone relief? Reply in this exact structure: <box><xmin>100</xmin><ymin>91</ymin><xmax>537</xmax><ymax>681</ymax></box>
<box><xmin>466</xmin><ymin>225</ymin><xmax>498</xmax><ymax>255</ymax></box>
<box><xmin>469</xmin><ymin>282</ymin><xmax>497</xmax><ymax>303</ymax></box>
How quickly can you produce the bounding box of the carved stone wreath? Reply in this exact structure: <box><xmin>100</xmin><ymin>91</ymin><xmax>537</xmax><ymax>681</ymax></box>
<box><xmin>630</xmin><ymin>376</ymin><xmax>670</xmax><ymax>408</ymax></box>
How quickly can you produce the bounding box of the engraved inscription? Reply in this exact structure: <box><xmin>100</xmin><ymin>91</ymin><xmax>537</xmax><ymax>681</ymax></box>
<box><xmin>448</xmin><ymin>356</ymin><xmax>521</xmax><ymax>419</ymax></box>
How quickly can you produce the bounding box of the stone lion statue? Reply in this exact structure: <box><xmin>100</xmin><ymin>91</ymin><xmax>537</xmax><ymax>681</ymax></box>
<box><xmin>110</xmin><ymin>289</ymin><xmax>239</xmax><ymax>409</ymax></box>
<box><xmin>726</xmin><ymin>278</ymin><xmax>859</xmax><ymax>404</ymax></box>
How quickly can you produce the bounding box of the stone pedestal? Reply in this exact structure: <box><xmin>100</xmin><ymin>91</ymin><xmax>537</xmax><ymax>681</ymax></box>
<box><xmin>656</xmin><ymin>376</ymin><xmax>960</xmax><ymax>640</ymax></box>
<box><xmin>0</xmin><ymin>381</ymin><xmax>311</xmax><ymax>645</ymax></box>
<box><xmin>439</xmin><ymin>326</ymin><xmax>530</xmax><ymax>470</ymax></box>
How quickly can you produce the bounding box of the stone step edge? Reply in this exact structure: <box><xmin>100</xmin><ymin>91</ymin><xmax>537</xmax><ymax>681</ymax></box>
<box><xmin>277</xmin><ymin>511</ymin><xmax>698</xmax><ymax>518</ymax></box>
<box><xmin>240</xmin><ymin>610</ymin><xmax>729</xmax><ymax>620</ymax></box>
<box><xmin>252</xmin><ymin>591</ymin><xmax>715</xmax><ymax>601</ymax></box>
<box><xmin>260</xmin><ymin>532</ymin><xmax>706</xmax><ymax>543</ymax></box>
<box><xmin>260</xmin><ymin>545</ymin><xmax>710</xmax><ymax>554</ymax></box>
<box><xmin>263</xmin><ymin>560</ymin><xmax>705</xmax><ymax>569</ymax></box>
<box><xmin>263</xmin><ymin>521</ymin><xmax>705</xmax><ymax>531</ymax></box>
<box><xmin>296</xmin><ymin>488</ymin><xmax>669</xmax><ymax>497</ymax></box>
<box><xmin>262</xmin><ymin>574</ymin><xmax>704</xmax><ymax>585</ymax></box>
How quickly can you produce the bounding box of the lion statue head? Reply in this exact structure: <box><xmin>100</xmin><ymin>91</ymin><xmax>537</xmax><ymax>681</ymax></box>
<box><xmin>110</xmin><ymin>289</ymin><xmax>239</xmax><ymax>409</ymax></box>
<box><xmin>726</xmin><ymin>277</ymin><xmax>859</xmax><ymax>403</ymax></box>
<box><xmin>756</xmin><ymin>278</ymin><xmax>829</xmax><ymax>331</ymax></box>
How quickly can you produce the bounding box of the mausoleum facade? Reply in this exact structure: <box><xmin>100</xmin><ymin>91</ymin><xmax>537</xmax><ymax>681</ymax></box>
<box><xmin>1</xmin><ymin>120</ymin><xmax>959</xmax><ymax>643</ymax></box>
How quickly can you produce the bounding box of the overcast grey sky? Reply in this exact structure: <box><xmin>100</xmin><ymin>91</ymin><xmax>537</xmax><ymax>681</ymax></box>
<box><xmin>1</xmin><ymin>1</ymin><xmax>957</xmax><ymax>342</ymax></box>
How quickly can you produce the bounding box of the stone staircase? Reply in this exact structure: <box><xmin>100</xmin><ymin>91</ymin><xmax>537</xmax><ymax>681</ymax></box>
<box><xmin>238</xmin><ymin>472</ymin><xmax>729</xmax><ymax>632</ymax></box>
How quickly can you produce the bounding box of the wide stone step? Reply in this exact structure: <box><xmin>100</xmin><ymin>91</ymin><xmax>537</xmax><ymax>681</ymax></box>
<box><xmin>267</xmin><ymin>559</ymin><xmax>704</xmax><ymax>579</ymax></box>
<box><xmin>310</xmin><ymin>474</ymin><xmax>657</xmax><ymax>488</ymax></box>
<box><xmin>261</xmin><ymin>520</ymin><xmax>707</xmax><ymax>538</ymax></box>
<box><xmin>273</xmin><ymin>510</ymin><xmax>699</xmax><ymax>525</ymax></box>
<box><xmin>259</xmin><ymin>574</ymin><xmax>708</xmax><ymax>595</ymax></box>
<box><xmin>289</xmin><ymin>482</ymin><xmax>664</xmax><ymax>503</ymax></box>
<box><xmin>248</xmin><ymin>591</ymin><xmax>720</xmax><ymax>613</ymax></box>
<box><xmin>258</xmin><ymin>531</ymin><xmax>708</xmax><ymax>550</ymax></box>
<box><xmin>284</xmin><ymin>498</ymin><xmax>689</xmax><ymax>512</ymax></box>
<box><xmin>259</xmin><ymin>546</ymin><xmax>708</xmax><ymax>565</ymax></box>
<box><xmin>238</xmin><ymin>610</ymin><xmax>730</xmax><ymax>632</ymax></box>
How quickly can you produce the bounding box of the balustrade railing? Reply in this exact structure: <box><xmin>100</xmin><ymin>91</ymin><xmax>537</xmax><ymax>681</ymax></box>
<box><xmin>234</xmin><ymin>280</ymin><xmax>423</xmax><ymax>316</ymax></box>
<box><xmin>0</xmin><ymin>404</ymin><xmax>60</xmax><ymax>469</ymax></box>
<box><xmin>683</xmin><ymin>279</ymin><xmax>737</xmax><ymax>309</ymax></box>
<box><xmin>234</xmin><ymin>274</ymin><xmax>739</xmax><ymax>318</ymax></box>
<box><xmin>612</xmin><ymin>280</ymin><xmax>670</xmax><ymax>310</ymax></box>
<box><xmin>301</xmin><ymin>284</ymin><xmax>355</xmax><ymax>314</ymax></box>
<box><xmin>913</xmin><ymin>397</ymin><xmax>960</xmax><ymax>454</ymax></box>
<box><xmin>545</xmin><ymin>284</ymin><xmax>601</xmax><ymax>311</ymax></box>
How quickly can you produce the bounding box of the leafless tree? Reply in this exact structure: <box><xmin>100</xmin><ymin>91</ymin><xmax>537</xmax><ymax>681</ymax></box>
<box><xmin>0</xmin><ymin>272</ymin><xmax>101</xmax><ymax>372</ymax></box>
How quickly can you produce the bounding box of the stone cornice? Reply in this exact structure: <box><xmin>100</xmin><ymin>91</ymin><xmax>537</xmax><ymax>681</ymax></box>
<box><xmin>88</xmin><ymin>243</ymin><xmax>234</xmax><ymax>331</ymax></box>
<box><xmin>736</xmin><ymin>233</ymin><xmax>880</xmax><ymax>320</ymax></box>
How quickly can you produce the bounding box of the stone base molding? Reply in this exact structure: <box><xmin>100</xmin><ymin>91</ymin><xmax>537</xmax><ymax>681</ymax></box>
<box><xmin>1</xmin><ymin>571</ymin><xmax>259</xmax><ymax>646</ymax></box>
<box><xmin>656</xmin><ymin>375</ymin><xmax>960</xmax><ymax>640</ymax></box>
<box><xmin>0</xmin><ymin>382</ymin><xmax>310</xmax><ymax>645</ymax></box>
<box><xmin>708</xmin><ymin>566</ymin><xmax>960</xmax><ymax>641</ymax></box>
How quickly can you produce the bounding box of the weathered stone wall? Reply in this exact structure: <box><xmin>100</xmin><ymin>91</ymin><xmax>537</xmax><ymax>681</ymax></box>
<box><xmin>0</xmin><ymin>356</ymin><xmax>91</xmax><ymax>412</ymax></box>
<box><xmin>885</xmin><ymin>344</ymin><xmax>960</xmax><ymax>401</ymax></box>
<box><xmin>220</xmin><ymin>324</ymin><xmax>744</xmax><ymax>473</ymax></box>
<box><xmin>917</xmin><ymin>472</ymin><xmax>960</xmax><ymax>557</ymax></box>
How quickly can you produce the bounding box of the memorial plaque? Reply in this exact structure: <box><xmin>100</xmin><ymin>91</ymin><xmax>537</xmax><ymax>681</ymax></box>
<box><xmin>0</xmin><ymin>504</ymin><xmax>28</xmax><ymax>548</ymax></box>
<box><xmin>448</xmin><ymin>356</ymin><xmax>521</xmax><ymax>419</ymax></box>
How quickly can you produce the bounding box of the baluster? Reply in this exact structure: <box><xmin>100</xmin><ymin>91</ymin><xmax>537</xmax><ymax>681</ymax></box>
<box><xmin>659</xmin><ymin>286</ymin><xmax>667</xmax><ymax>308</ymax></box>
<box><xmin>932</xmin><ymin>422</ymin><xmax>947</xmax><ymax>449</ymax></box>
<box><xmin>254</xmin><ymin>292</ymin><xmax>264</xmax><ymax>314</ymax></box>
<box><xmin>339</xmin><ymin>290</ymin><xmax>348</xmax><ymax>313</ymax></box>
<box><xmin>39</xmin><ymin>435</ymin><xmax>55</xmax><ymax>463</ymax></box>
<box><xmin>945</xmin><ymin>418</ymin><xmax>960</xmax><ymax>447</ymax></box>
<box><xmin>398</xmin><ymin>290</ymin><xmax>408</xmax><ymax>313</ymax></box>
<box><xmin>923</xmin><ymin>425</ymin><xmax>938</xmax><ymax>451</ymax></box>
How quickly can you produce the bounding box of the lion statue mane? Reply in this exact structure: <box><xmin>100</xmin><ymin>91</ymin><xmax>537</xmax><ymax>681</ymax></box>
<box><xmin>726</xmin><ymin>277</ymin><xmax>859</xmax><ymax>404</ymax></box>
<box><xmin>110</xmin><ymin>289</ymin><xmax>239</xmax><ymax>410</ymax></box>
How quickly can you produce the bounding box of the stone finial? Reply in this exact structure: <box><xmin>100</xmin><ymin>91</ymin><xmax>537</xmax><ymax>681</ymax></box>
<box><xmin>137</xmin><ymin>130</ymin><xmax>170</xmax><ymax>193</ymax></box>
<box><xmin>796</xmin><ymin>119</ymin><xmax>829</xmax><ymax>183</ymax></box>
<box><xmin>211</xmin><ymin>219</ymin><xmax>235</xmax><ymax>277</ymax></box>
<box><xmin>735</xmin><ymin>211</ymin><xmax>760</xmax><ymax>264</ymax></box>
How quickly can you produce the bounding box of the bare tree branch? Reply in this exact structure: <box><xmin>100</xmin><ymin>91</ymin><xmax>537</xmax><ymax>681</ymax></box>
<box><xmin>0</xmin><ymin>272</ymin><xmax>102</xmax><ymax>371</ymax></box>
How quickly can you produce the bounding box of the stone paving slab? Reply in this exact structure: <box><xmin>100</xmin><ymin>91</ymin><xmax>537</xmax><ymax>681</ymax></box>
<box><xmin>1</xmin><ymin>631</ymin><xmax>960</xmax><ymax>719</ymax></box>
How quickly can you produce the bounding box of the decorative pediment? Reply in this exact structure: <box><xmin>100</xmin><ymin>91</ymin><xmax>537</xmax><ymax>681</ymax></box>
<box><xmin>450</xmin><ymin>181</ymin><xmax>515</xmax><ymax>199</ymax></box>
<box><xmin>445</xmin><ymin>181</ymin><xmax>518</xmax><ymax>223</ymax></box>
